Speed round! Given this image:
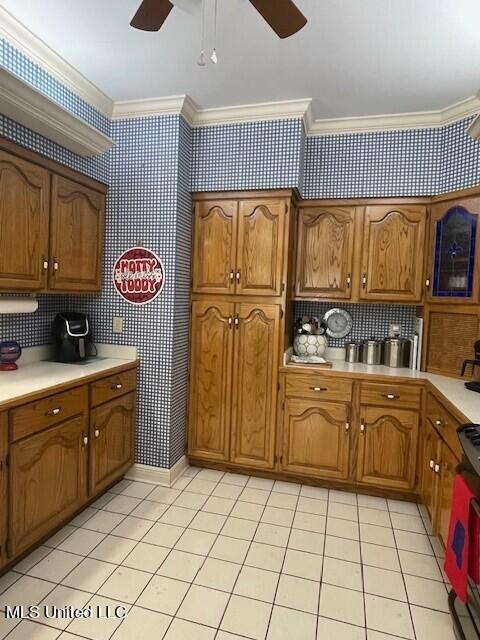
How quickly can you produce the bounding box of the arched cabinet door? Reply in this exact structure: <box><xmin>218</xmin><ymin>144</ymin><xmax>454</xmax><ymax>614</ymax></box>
<box><xmin>192</xmin><ymin>200</ymin><xmax>238</xmax><ymax>294</ymax></box>
<box><xmin>281</xmin><ymin>398</ymin><xmax>350</xmax><ymax>480</ymax></box>
<box><xmin>356</xmin><ymin>406</ymin><xmax>419</xmax><ymax>490</ymax></box>
<box><xmin>49</xmin><ymin>175</ymin><xmax>104</xmax><ymax>292</ymax></box>
<box><xmin>236</xmin><ymin>200</ymin><xmax>286</xmax><ymax>296</ymax></box>
<box><xmin>360</xmin><ymin>205</ymin><xmax>426</xmax><ymax>302</ymax></box>
<box><xmin>295</xmin><ymin>207</ymin><xmax>355</xmax><ymax>298</ymax></box>
<box><xmin>0</xmin><ymin>151</ymin><xmax>49</xmax><ymax>290</ymax></box>
<box><xmin>230</xmin><ymin>304</ymin><xmax>280</xmax><ymax>469</ymax></box>
<box><xmin>188</xmin><ymin>301</ymin><xmax>234</xmax><ymax>462</ymax></box>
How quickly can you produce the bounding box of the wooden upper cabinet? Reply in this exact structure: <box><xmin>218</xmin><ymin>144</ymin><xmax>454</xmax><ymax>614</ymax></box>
<box><xmin>188</xmin><ymin>301</ymin><xmax>234</xmax><ymax>462</ymax></box>
<box><xmin>192</xmin><ymin>200</ymin><xmax>238</xmax><ymax>294</ymax></box>
<box><xmin>89</xmin><ymin>392</ymin><xmax>135</xmax><ymax>496</ymax></box>
<box><xmin>9</xmin><ymin>415</ymin><xmax>88</xmax><ymax>557</ymax></box>
<box><xmin>360</xmin><ymin>205</ymin><xmax>426</xmax><ymax>302</ymax></box>
<box><xmin>295</xmin><ymin>207</ymin><xmax>355</xmax><ymax>299</ymax></box>
<box><xmin>426</xmin><ymin>198</ymin><xmax>480</xmax><ymax>303</ymax></box>
<box><xmin>282</xmin><ymin>398</ymin><xmax>350</xmax><ymax>480</ymax></box>
<box><xmin>237</xmin><ymin>199</ymin><xmax>286</xmax><ymax>296</ymax></box>
<box><xmin>357</xmin><ymin>405</ymin><xmax>419</xmax><ymax>490</ymax></box>
<box><xmin>49</xmin><ymin>175</ymin><xmax>105</xmax><ymax>292</ymax></box>
<box><xmin>230</xmin><ymin>303</ymin><xmax>280</xmax><ymax>469</ymax></box>
<box><xmin>0</xmin><ymin>151</ymin><xmax>50</xmax><ymax>291</ymax></box>
<box><xmin>0</xmin><ymin>414</ymin><xmax>7</xmax><ymax>568</ymax></box>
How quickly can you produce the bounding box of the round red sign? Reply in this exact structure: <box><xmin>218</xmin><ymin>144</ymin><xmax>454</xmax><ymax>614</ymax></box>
<box><xmin>113</xmin><ymin>247</ymin><xmax>165</xmax><ymax>305</ymax></box>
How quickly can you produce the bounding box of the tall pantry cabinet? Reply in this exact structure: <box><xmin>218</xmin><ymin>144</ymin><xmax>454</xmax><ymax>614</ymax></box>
<box><xmin>188</xmin><ymin>191</ymin><xmax>294</xmax><ymax>470</ymax></box>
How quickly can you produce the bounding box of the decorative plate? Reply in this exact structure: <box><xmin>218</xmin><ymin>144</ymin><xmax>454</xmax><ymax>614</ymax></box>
<box><xmin>323</xmin><ymin>308</ymin><xmax>353</xmax><ymax>339</ymax></box>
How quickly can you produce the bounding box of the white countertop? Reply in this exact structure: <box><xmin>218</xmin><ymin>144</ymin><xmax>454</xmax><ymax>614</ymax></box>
<box><xmin>0</xmin><ymin>345</ymin><xmax>137</xmax><ymax>408</ymax></box>
<box><xmin>283</xmin><ymin>359</ymin><xmax>480</xmax><ymax>425</ymax></box>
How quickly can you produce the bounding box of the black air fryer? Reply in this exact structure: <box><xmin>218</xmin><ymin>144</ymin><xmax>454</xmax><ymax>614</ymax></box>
<box><xmin>52</xmin><ymin>312</ymin><xmax>93</xmax><ymax>363</ymax></box>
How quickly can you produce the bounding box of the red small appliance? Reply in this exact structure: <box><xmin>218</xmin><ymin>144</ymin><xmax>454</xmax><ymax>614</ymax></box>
<box><xmin>0</xmin><ymin>341</ymin><xmax>22</xmax><ymax>371</ymax></box>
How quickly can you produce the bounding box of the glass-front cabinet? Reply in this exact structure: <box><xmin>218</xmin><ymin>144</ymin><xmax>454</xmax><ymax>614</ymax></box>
<box><xmin>427</xmin><ymin>198</ymin><xmax>480</xmax><ymax>302</ymax></box>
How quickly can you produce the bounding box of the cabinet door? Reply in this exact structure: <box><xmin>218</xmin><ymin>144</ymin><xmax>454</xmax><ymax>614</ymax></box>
<box><xmin>295</xmin><ymin>207</ymin><xmax>355</xmax><ymax>299</ymax></box>
<box><xmin>427</xmin><ymin>199</ymin><xmax>480</xmax><ymax>303</ymax></box>
<box><xmin>90</xmin><ymin>392</ymin><xmax>135</xmax><ymax>496</ymax></box>
<box><xmin>282</xmin><ymin>398</ymin><xmax>350</xmax><ymax>480</ymax></box>
<box><xmin>237</xmin><ymin>200</ymin><xmax>286</xmax><ymax>296</ymax></box>
<box><xmin>0</xmin><ymin>414</ymin><xmax>7</xmax><ymax>568</ymax></box>
<box><xmin>419</xmin><ymin>421</ymin><xmax>441</xmax><ymax>524</ymax></box>
<box><xmin>230</xmin><ymin>304</ymin><xmax>280</xmax><ymax>469</ymax></box>
<box><xmin>192</xmin><ymin>200</ymin><xmax>238</xmax><ymax>294</ymax></box>
<box><xmin>188</xmin><ymin>301</ymin><xmax>234</xmax><ymax>462</ymax></box>
<box><xmin>437</xmin><ymin>443</ymin><xmax>459</xmax><ymax>549</ymax></box>
<box><xmin>0</xmin><ymin>151</ymin><xmax>49</xmax><ymax>290</ymax></box>
<box><xmin>49</xmin><ymin>175</ymin><xmax>104</xmax><ymax>292</ymax></box>
<box><xmin>360</xmin><ymin>205</ymin><xmax>426</xmax><ymax>302</ymax></box>
<box><xmin>357</xmin><ymin>406</ymin><xmax>419</xmax><ymax>490</ymax></box>
<box><xmin>9</xmin><ymin>416</ymin><xmax>88</xmax><ymax>557</ymax></box>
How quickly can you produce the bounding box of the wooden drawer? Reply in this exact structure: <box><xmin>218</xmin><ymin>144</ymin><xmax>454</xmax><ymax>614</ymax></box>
<box><xmin>360</xmin><ymin>382</ymin><xmax>422</xmax><ymax>410</ymax></box>
<box><xmin>90</xmin><ymin>368</ymin><xmax>137</xmax><ymax>408</ymax></box>
<box><xmin>10</xmin><ymin>386</ymin><xmax>88</xmax><ymax>442</ymax></box>
<box><xmin>426</xmin><ymin>393</ymin><xmax>462</xmax><ymax>459</ymax></box>
<box><xmin>284</xmin><ymin>374</ymin><xmax>352</xmax><ymax>402</ymax></box>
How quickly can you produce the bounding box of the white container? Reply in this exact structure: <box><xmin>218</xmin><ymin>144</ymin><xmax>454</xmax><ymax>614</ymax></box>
<box><xmin>293</xmin><ymin>334</ymin><xmax>328</xmax><ymax>358</ymax></box>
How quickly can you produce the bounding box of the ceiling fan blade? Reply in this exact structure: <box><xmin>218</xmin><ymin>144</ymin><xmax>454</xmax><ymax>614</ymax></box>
<box><xmin>249</xmin><ymin>0</ymin><xmax>307</xmax><ymax>38</ymax></box>
<box><xmin>130</xmin><ymin>0</ymin><xmax>174</xmax><ymax>31</ymax></box>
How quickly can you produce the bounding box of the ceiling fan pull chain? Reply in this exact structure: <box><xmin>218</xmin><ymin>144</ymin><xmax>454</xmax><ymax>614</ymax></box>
<box><xmin>210</xmin><ymin>0</ymin><xmax>218</xmax><ymax>64</ymax></box>
<box><xmin>197</xmin><ymin>0</ymin><xmax>207</xmax><ymax>66</ymax></box>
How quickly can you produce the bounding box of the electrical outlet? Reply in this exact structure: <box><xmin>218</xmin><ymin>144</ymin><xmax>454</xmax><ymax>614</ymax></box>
<box><xmin>112</xmin><ymin>316</ymin><xmax>124</xmax><ymax>334</ymax></box>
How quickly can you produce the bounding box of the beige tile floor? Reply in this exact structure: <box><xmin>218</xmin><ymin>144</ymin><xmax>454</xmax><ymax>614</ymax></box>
<box><xmin>0</xmin><ymin>466</ymin><xmax>456</xmax><ymax>640</ymax></box>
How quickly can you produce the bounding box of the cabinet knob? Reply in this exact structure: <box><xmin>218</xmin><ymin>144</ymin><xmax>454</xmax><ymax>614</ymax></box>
<box><xmin>95</xmin><ymin>429</ymin><xmax>100</xmax><ymax>438</ymax></box>
<box><xmin>234</xmin><ymin>315</ymin><xmax>239</xmax><ymax>329</ymax></box>
<box><xmin>362</xmin><ymin>274</ymin><xmax>367</xmax><ymax>288</ymax></box>
<box><xmin>42</xmin><ymin>257</ymin><xmax>48</xmax><ymax>271</ymax></box>
<box><xmin>228</xmin><ymin>316</ymin><xmax>233</xmax><ymax>328</ymax></box>
<box><xmin>425</xmin><ymin>278</ymin><xmax>430</xmax><ymax>288</ymax></box>
<box><xmin>346</xmin><ymin>274</ymin><xmax>351</xmax><ymax>288</ymax></box>
<box><xmin>360</xmin><ymin>422</ymin><xmax>365</xmax><ymax>433</ymax></box>
<box><xmin>434</xmin><ymin>463</ymin><xmax>440</xmax><ymax>474</ymax></box>
<box><xmin>236</xmin><ymin>270</ymin><xmax>241</xmax><ymax>283</ymax></box>
<box><xmin>229</xmin><ymin>270</ymin><xmax>234</xmax><ymax>283</ymax></box>
<box><xmin>53</xmin><ymin>258</ymin><xmax>59</xmax><ymax>272</ymax></box>
<box><xmin>111</xmin><ymin>383</ymin><xmax>123</xmax><ymax>390</ymax></box>
<box><xmin>83</xmin><ymin>435</ymin><xmax>88</xmax><ymax>446</ymax></box>
<box><xmin>47</xmin><ymin>407</ymin><xmax>61</xmax><ymax>416</ymax></box>
<box><xmin>435</xmin><ymin>419</ymin><xmax>443</xmax><ymax>427</ymax></box>
<box><xmin>429</xmin><ymin>459</ymin><xmax>435</xmax><ymax>469</ymax></box>
<box><xmin>345</xmin><ymin>422</ymin><xmax>350</xmax><ymax>432</ymax></box>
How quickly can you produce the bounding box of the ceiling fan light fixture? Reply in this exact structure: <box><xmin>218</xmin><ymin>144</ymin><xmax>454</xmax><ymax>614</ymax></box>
<box><xmin>210</xmin><ymin>48</ymin><xmax>218</xmax><ymax>64</ymax></box>
<box><xmin>197</xmin><ymin>50</ymin><xmax>207</xmax><ymax>66</ymax></box>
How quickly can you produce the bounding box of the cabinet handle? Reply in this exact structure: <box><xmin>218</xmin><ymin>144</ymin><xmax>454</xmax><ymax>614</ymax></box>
<box><xmin>425</xmin><ymin>278</ymin><xmax>430</xmax><ymax>288</ymax></box>
<box><xmin>236</xmin><ymin>270</ymin><xmax>241</xmax><ymax>283</ymax></box>
<box><xmin>111</xmin><ymin>383</ymin><xmax>123</xmax><ymax>390</ymax></box>
<box><xmin>346</xmin><ymin>273</ymin><xmax>351</xmax><ymax>288</ymax></box>
<box><xmin>53</xmin><ymin>258</ymin><xmax>59</xmax><ymax>272</ymax></box>
<box><xmin>360</xmin><ymin>422</ymin><xmax>365</xmax><ymax>433</ymax></box>
<box><xmin>362</xmin><ymin>273</ymin><xmax>367</xmax><ymax>288</ymax></box>
<box><xmin>47</xmin><ymin>407</ymin><xmax>61</xmax><ymax>416</ymax></box>
<box><xmin>234</xmin><ymin>314</ymin><xmax>239</xmax><ymax>329</ymax></box>
<box><xmin>229</xmin><ymin>270</ymin><xmax>234</xmax><ymax>283</ymax></box>
<box><xmin>435</xmin><ymin>419</ymin><xmax>443</xmax><ymax>427</ymax></box>
<box><xmin>228</xmin><ymin>316</ymin><xmax>233</xmax><ymax>328</ymax></box>
<box><xmin>429</xmin><ymin>459</ymin><xmax>435</xmax><ymax>469</ymax></box>
<box><xmin>42</xmin><ymin>257</ymin><xmax>48</xmax><ymax>271</ymax></box>
<box><xmin>383</xmin><ymin>394</ymin><xmax>399</xmax><ymax>400</ymax></box>
<box><xmin>310</xmin><ymin>386</ymin><xmax>328</xmax><ymax>392</ymax></box>
<box><xmin>345</xmin><ymin>422</ymin><xmax>350</xmax><ymax>432</ymax></box>
<box><xmin>95</xmin><ymin>429</ymin><xmax>100</xmax><ymax>438</ymax></box>
<box><xmin>83</xmin><ymin>435</ymin><xmax>88</xmax><ymax>446</ymax></box>
<box><xmin>434</xmin><ymin>463</ymin><xmax>440</xmax><ymax>474</ymax></box>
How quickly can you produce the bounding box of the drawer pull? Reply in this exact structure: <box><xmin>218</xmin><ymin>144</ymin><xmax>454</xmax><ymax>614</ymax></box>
<box><xmin>435</xmin><ymin>419</ymin><xmax>443</xmax><ymax>427</ymax></box>
<box><xmin>434</xmin><ymin>463</ymin><xmax>440</xmax><ymax>474</ymax></box>
<box><xmin>47</xmin><ymin>407</ymin><xmax>61</xmax><ymax>416</ymax></box>
<box><xmin>111</xmin><ymin>383</ymin><xmax>123</xmax><ymax>390</ymax></box>
<box><xmin>95</xmin><ymin>429</ymin><xmax>100</xmax><ymax>438</ymax></box>
<box><xmin>383</xmin><ymin>394</ymin><xmax>399</xmax><ymax>400</ymax></box>
<box><xmin>310</xmin><ymin>386</ymin><xmax>328</xmax><ymax>392</ymax></box>
<box><xmin>429</xmin><ymin>459</ymin><xmax>435</xmax><ymax>469</ymax></box>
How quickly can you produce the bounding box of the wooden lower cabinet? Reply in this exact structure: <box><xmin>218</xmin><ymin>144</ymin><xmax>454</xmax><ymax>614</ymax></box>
<box><xmin>9</xmin><ymin>415</ymin><xmax>88</xmax><ymax>557</ymax></box>
<box><xmin>437</xmin><ymin>441</ymin><xmax>459</xmax><ymax>548</ymax></box>
<box><xmin>0</xmin><ymin>414</ymin><xmax>7</xmax><ymax>568</ymax></box>
<box><xmin>281</xmin><ymin>398</ymin><xmax>350</xmax><ymax>480</ymax></box>
<box><xmin>420</xmin><ymin>421</ymin><xmax>441</xmax><ymax>523</ymax></box>
<box><xmin>90</xmin><ymin>392</ymin><xmax>136</xmax><ymax>496</ymax></box>
<box><xmin>356</xmin><ymin>406</ymin><xmax>419</xmax><ymax>490</ymax></box>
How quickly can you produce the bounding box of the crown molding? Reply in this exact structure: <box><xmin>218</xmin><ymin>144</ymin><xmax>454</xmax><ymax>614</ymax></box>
<box><xmin>111</xmin><ymin>95</ymin><xmax>198</xmax><ymax>126</ymax></box>
<box><xmin>308</xmin><ymin>95</ymin><xmax>480</xmax><ymax>136</ymax></box>
<box><xmin>0</xmin><ymin>7</ymin><xmax>113</xmax><ymax>118</ymax></box>
<box><xmin>0</xmin><ymin>69</ymin><xmax>114</xmax><ymax>156</ymax></box>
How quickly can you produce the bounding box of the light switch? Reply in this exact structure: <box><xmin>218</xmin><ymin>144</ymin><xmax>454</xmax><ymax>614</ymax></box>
<box><xmin>112</xmin><ymin>316</ymin><xmax>124</xmax><ymax>334</ymax></box>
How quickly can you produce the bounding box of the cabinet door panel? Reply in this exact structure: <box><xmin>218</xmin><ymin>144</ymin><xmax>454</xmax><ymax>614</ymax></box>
<box><xmin>231</xmin><ymin>304</ymin><xmax>280</xmax><ymax>469</ymax></box>
<box><xmin>420</xmin><ymin>421</ymin><xmax>441</xmax><ymax>525</ymax></box>
<box><xmin>0</xmin><ymin>151</ymin><xmax>49</xmax><ymax>290</ymax></box>
<box><xmin>437</xmin><ymin>443</ymin><xmax>459</xmax><ymax>549</ymax></box>
<box><xmin>193</xmin><ymin>200</ymin><xmax>238</xmax><ymax>294</ymax></box>
<box><xmin>360</xmin><ymin>205</ymin><xmax>426</xmax><ymax>302</ymax></box>
<box><xmin>357</xmin><ymin>406</ymin><xmax>419</xmax><ymax>490</ymax></box>
<box><xmin>0</xmin><ymin>414</ymin><xmax>7</xmax><ymax>568</ymax></box>
<box><xmin>49</xmin><ymin>175</ymin><xmax>104</xmax><ymax>292</ymax></box>
<box><xmin>237</xmin><ymin>200</ymin><xmax>285</xmax><ymax>296</ymax></box>
<box><xmin>282</xmin><ymin>398</ymin><xmax>350</xmax><ymax>480</ymax></box>
<box><xmin>188</xmin><ymin>301</ymin><xmax>234</xmax><ymax>462</ymax></box>
<box><xmin>9</xmin><ymin>416</ymin><xmax>88</xmax><ymax>557</ymax></box>
<box><xmin>90</xmin><ymin>393</ymin><xmax>135</xmax><ymax>496</ymax></box>
<box><xmin>295</xmin><ymin>208</ymin><xmax>355</xmax><ymax>298</ymax></box>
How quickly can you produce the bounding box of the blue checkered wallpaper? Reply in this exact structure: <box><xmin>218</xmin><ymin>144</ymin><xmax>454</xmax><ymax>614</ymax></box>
<box><xmin>440</xmin><ymin>116</ymin><xmax>480</xmax><ymax>193</ymax></box>
<box><xmin>191</xmin><ymin>119</ymin><xmax>303</xmax><ymax>191</ymax></box>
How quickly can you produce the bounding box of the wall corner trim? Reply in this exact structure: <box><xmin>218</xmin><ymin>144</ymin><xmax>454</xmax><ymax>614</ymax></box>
<box><xmin>125</xmin><ymin>456</ymin><xmax>189</xmax><ymax>488</ymax></box>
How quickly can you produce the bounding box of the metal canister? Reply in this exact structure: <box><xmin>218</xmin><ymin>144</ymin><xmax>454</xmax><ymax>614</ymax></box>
<box><xmin>361</xmin><ymin>338</ymin><xmax>383</xmax><ymax>365</ymax></box>
<box><xmin>345</xmin><ymin>341</ymin><xmax>361</xmax><ymax>363</ymax></box>
<box><xmin>383</xmin><ymin>337</ymin><xmax>411</xmax><ymax>368</ymax></box>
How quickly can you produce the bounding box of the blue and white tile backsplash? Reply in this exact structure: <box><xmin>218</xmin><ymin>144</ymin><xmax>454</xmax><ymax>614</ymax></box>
<box><xmin>2</xmin><ymin>36</ymin><xmax>480</xmax><ymax>468</ymax></box>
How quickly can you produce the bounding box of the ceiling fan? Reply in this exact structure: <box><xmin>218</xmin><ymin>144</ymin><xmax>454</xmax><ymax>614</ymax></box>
<box><xmin>130</xmin><ymin>0</ymin><xmax>307</xmax><ymax>39</ymax></box>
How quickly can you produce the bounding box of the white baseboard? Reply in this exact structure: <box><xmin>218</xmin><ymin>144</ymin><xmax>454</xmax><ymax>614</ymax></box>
<box><xmin>125</xmin><ymin>455</ymin><xmax>189</xmax><ymax>488</ymax></box>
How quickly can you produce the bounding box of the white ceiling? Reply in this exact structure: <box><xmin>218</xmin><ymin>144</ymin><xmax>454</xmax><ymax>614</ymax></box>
<box><xmin>2</xmin><ymin>0</ymin><xmax>480</xmax><ymax>119</ymax></box>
